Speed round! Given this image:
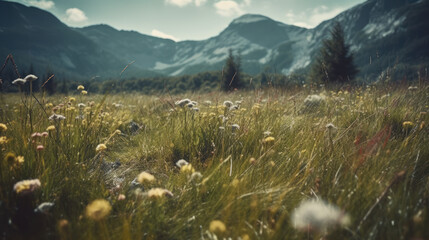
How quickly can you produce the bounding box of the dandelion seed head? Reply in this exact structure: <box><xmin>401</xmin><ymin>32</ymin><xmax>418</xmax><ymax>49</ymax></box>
<box><xmin>291</xmin><ymin>199</ymin><xmax>350</xmax><ymax>233</ymax></box>
<box><xmin>85</xmin><ymin>199</ymin><xmax>112</xmax><ymax>221</ymax></box>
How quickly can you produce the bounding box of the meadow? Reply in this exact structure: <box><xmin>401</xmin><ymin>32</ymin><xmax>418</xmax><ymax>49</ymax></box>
<box><xmin>0</xmin><ymin>82</ymin><xmax>428</xmax><ymax>239</ymax></box>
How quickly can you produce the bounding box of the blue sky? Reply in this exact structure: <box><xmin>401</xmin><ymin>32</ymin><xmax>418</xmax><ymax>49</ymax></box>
<box><xmin>8</xmin><ymin>0</ymin><xmax>366</xmax><ymax>41</ymax></box>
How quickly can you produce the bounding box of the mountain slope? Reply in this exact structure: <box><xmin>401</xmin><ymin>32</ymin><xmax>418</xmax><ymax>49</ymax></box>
<box><xmin>1</xmin><ymin>0</ymin><xmax>428</xmax><ymax>81</ymax></box>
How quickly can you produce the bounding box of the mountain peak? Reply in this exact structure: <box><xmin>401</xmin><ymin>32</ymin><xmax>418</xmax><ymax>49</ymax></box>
<box><xmin>231</xmin><ymin>14</ymin><xmax>272</xmax><ymax>24</ymax></box>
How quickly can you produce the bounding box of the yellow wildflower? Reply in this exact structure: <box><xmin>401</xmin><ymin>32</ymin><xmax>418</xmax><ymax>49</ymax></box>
<box><xmin>5</xmin><ymin>152</ymin><xmax>16</xmax><ymax>164</ymax></box>
<box><xmin>16</xmin><ymin>156</ymin><xmax>24</xmax><ymax>165</ymax></box>
<box><xmin>147</xmin><ymin>188</ymin><xmax>174</xmax><ymax>199</ymax></box>
<box><xmin>96</xmin><ymin>144</ymin><xmax>107</xmax><ymax>152</ymax></box>
<box><xmin>69</xmin><ymin>97</ymin><xmax>76</xmax><ymax>102</ymax></box>
<box><xmin>402</xmin><ymin>121</ymin><xmax>414</xmax><ymax>129</ymax></box>
<box><xmin>77</xmin><ymin>85</ymin><xmax>85</xmax><ymax>91</ymax></box>
<box><xmin>209</xmin><ymin>220</ymin><xmax>226</xmax><ymax>234</ymax></box>
<box><xmin>46</xmin><ymin>125</ymin><xmax>56</xmax><ymax>131</ymax></box>
<box><xmin>85</xmin><ymin>199</ymin><xmax>111</xmax><ymax>221</ymax></box>
<box><xmin>0</xmin><ymin>123</ymin><xmax>7</xmax><ymax>132</ymax></box>
<box><xmin>137</xmin><ymin>171</ymin><xmax>155</xmax><ymax>184</ymax></box>
<box><xmin>263</xmin><ymin>136</ymin><xmax>275</xmax><ymax>143</ymax></box>
<box><xmin>81</xmin><ymin>90</ymin><xmax>88</xmax><ymax>95</ymax></box>
<box><xmin>0</xmin><ymin>136</ymin><xmax>8</xmax><ymax>145</ymax></box>
<box><xmin>180</xmin><ymin>164</ymin><xmax>195</xmax><ymax>174</ymax></box>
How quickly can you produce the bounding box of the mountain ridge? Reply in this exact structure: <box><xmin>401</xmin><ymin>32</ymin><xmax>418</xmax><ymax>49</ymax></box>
<box><xmin>0</xmin><ymin>0</ymin><xmax>428</xmax><ymax>82</ymax></box>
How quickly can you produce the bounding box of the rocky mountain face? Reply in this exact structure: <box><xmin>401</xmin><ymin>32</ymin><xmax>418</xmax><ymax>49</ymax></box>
<box><xmin>1</xmin><ymin>0</ymin><xmax>428</xmax><ymax>80</ymax></box>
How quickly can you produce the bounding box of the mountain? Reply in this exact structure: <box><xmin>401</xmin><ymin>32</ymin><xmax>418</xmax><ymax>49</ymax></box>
<box><xmin>1</xmin><ymin>0</ymin><xmax>428</xmax><ymax>82</ymax></box>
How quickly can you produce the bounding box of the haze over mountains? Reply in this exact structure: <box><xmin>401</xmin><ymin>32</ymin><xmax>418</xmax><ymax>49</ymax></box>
<box><xmin>0</xmin><ymin>0</ymin><xmax>428</xmax><ymax>81</ymax></box>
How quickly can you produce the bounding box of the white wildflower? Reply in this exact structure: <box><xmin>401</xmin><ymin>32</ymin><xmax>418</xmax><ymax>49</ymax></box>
<box><xmin>24</xmin><ymin>74</ymin><xmax>38</xmax><ymax>82</ymax></box>
<box><xmin>223</xmin><ymin>101</ymin><xmax>233</xmax><ymax>108</ymax></box>
<box><xmin>175</xmin><ymin>99</ymin><xmax>191</xmax><ymax>107</ymax></box>
<box><xmin>12</xmin><ymin>78</ymin><xmax>27</xmax><ymax>85</ymax></box>
<box><xmin>49</xmin><ymin>114</ymin><xmax>66</xmax><ymax>121</ymax></box>
<box><xmin>176</xmin><ymin>159</ymin><xmax>189</xmax><ymax>168</ymax></box>
<box><xmin>231</xmin><ymin>124</ymin><xmax>240</xmax><ymax>131</ymax></box>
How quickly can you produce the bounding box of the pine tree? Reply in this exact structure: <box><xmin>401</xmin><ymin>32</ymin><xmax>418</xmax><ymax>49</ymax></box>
<box><xmin>309</xmin><ymin>22</ymin><xmax>357</xmax><ymax>84</ymax></box>
<box><xmin>221</xmin><ymin>49</ymin><xmax>242</xmax><ymax>91</ymax></box>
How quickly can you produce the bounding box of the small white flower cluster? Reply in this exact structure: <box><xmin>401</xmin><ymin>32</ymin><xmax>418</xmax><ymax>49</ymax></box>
<box><xmin>175</xmin><ymin>98</ymin><xmax>199</xmax><ymax>112</ymax></box>
<box><xmin>48</xmin><ymin>114</ymin><xmax>66</xmax><ymax>121</ymax></box>
<box><xmin>223</xmin><ymin>100</ymin><xmax>242</xmax><ymax>111</ymax></box>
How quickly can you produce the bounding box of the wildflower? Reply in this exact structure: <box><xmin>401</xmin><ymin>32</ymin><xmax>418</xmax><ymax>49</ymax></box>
<box><xmin>0</xmin><ymin>136</ymin><xmax>8</xmax><ymax>145</ymax></box>
<box><xmin>77</xmin><ymin>85</ymin><xmax>85</xmax><ymax>91</ymax></box>
<box><xmin>5</xmin><ymin>152</ymin><xmax>16</xmax><ymax>164</ymax></box>
<box><xmin>117</xmin><ymin>194</ymin><xmax>126</xmax><ymax>201</ymax></box>
<box><xmin>46</xmin><ymin>103</ymin><xmax>54</xmax><ymax>108</ymax></box>
<box><xmin>403</xmin><ymin>121</ymin><xmax>414</xmax><ymax>129</ymax></box>
<box><xmin>263</xmin><ymin>136</ymin><xmax>275</xmax><ymax>143</ymax></box>
<box><xmin>48</xmin><ymin>114</ymin><xmax>66</xmax><ymax>121</ymax></box>
<box><xmin>263</xmin><ymin>131</ymin><xmax>272</xmax><ymax>136</ymax></box>
<box><xmin>176</xmin><ymin>159</ymin><xmax>189</xmax><ymax>168</ymax></box>
<box><xmin>0</xmin><ymin>123</ymin><xmax>7</xmax><ymax>132</ymax></box>
<box><xmin>181</xmin><ymin>164</ymin><xmax>195</xmax><ymax>174</ymax></box>
<box><xmin>223</xmin><ymin>101</ymin><xmax>233</xmax><ymax>108</ymax></box>
<box><xmin>115</xmin><ymin>130</ymin><xmax>121</xmax><ymax>135</ymax></box>
<box><xmin>190</xmin><ymin>172</ymin><xmax>203</xmax><ymax>182</ymax></box>
<box><xmin>69</xmin><ymin>97</ymin><xmax>76</xmax><ymax>102</ymax></box>
<box><xmin>12</xmin><ymin>78</ymin><xmax>27</xmax><ymax>85</ymax></box>
<box><xmin>326</xmin><ymin>123</ymin><xmax>336</xmax><ymax>130</ymax></box>
<box><xmin>31</xmin><ymin>132</ymin><xmax>42</xmax><ymax>138</ymax></box>
<box><xmin>13</xmin><ymin>179</ymin><xmax>41</xmax><ymax>195</ymax></box>
<box><xmin>204</xmin><ymin>100</ymin><xmax>212</xmax><ymax>105</ymax></box>
<box><xmin>24</xmin><ymin>74</ymin><xmax>38</xmax><ymax>82</ymax></box>
<box><xmin>291</xmin><ymin>199</ymin><xmax>350</xmax><ymax>233</ymax></box>
<box><xmin>175</xmin><ymin>98</ymin><xmax>191</xmax><ymax>107</ymax></box>
<box><xmin>16</xmin><ymin>155</ymin><xmax>24</xmax><ymax>165</ymax></box>
<box><xmin>137</xmin><ymin>171</ymin><xmax>155</xmax><ymax>184</ymax></box>
<box><xmin>35</xmin><ymin>202</ymin><xmax>55</xmax><ymax>214</ymax></box>
<box><xmin>41</xmin><ymin>132</ymin><xmax>49</xmax><ymax>137</ymax></box>
<box><xmin>408</xmin><ymin>86</ymin><xmax>418</xmax><ymax>91</ymax></box>
<box><xmin>229</xmin><ymin>105</ymin><xmax>239</xmax><ymax>111</ymax></box>
<box><xmin>96</xmin><ymin>144</ymin><xmax>107</xmax><ymax>152</ymax></box>
<box><xmin>36</xmin><ymin>145</ymin><xmax>44</xmax><ymax>151</ymax></box>
<box><xmin>77</xmin><ymin>103</ymin><xmax>86</xmax><ymax>108</ymax></box>
<box><xmin>148</xmin><ymin>188</ymin><xmax>174</xmax><ymax>199</ymax></box>
<box><xmin>209</xmin><ymin>220</ymin><xmax>226</xmax><ymax>234</ymax></box>
<box><xmin>81</xmin><ymin>90</ymin><xmax>88</xmax><ymax>95</ymax></box>
<box><xmin>85</xmin><ymin>199</ymin><xmax>112</xmax><ymax>221</ymax></box>
<box><xmin>304</xmin><ymin>94</ymin><xmax>326</xmax><ymax>108</ymax></box>
<box><xmin>231</xmin><ymin>124</ymin><xmax>240</xmax><ymax>131</ymax></box>
<box><xmin>219</xmin><ymin>126</ymin><xmax>225</xmax><ymax>131</ymax></box>
<box><xmin>46</xmin><ymin>125</ymin><xmax>56</xmax><ymax>131</ymax></box>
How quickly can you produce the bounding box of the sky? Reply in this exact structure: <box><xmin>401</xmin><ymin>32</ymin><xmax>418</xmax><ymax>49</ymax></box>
<box><xmin>8</xmin><ymin>0</ymin><xmax>366</xmax><ymax>41</ymax></box>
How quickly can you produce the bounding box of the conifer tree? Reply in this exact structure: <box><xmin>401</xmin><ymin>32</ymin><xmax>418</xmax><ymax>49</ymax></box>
<box><xmin>221</xmin><ymin>49</ymin><xmax>242</xmax><ymax>91</ymax></box>
<box><xmin>310</xmin><ymin>22</ymin><xmax>357</xmax><ymax>84</ymax></box>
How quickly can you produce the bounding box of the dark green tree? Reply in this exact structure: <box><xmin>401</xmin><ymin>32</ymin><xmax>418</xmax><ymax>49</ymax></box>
<box><xmin>221</xmin><ymin>49</ymin><xmax>242</xmax><ymax>91</ymax></box>
<box><xmin>309</xmin><ymin>22</ymin><xmax>358</xmax><ymax>84</ymax></box>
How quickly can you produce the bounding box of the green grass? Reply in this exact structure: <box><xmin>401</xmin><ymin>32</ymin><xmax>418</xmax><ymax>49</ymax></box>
<box><xmin>0</xmin><ymin>84</ymin><xmax>428</xmax><ymax>239</ymax></box>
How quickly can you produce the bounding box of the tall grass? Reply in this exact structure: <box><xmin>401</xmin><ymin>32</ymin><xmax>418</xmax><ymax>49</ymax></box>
<box><xmin>0</xmin><ymin>84</ymin><xmax>428</xmax><ymax>239</ymax></box>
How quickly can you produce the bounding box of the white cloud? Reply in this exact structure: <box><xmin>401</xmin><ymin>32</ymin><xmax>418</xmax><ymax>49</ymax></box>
<box><xmin>65</xmin><ymin>8</ymin><xmax>88</xmax><ymax>23</ymax></box>
<box><xmin>309</xmin><ymin>5</ymin><xmax>344</xmax><ymax>26</ymax></box>
<box><xmin>195</xmin><ymin>0</ymin><xmax>207</xmax><ymax>6</ymax></box>
<box><xmin>151</xmin><ymin>29</ymin><xmax>180</xmax><ymax>42</ymax></box>
<box><xmin>26</xmin><ymin>0</ymin><xmax>54</xmax><ymax>10</ymax></box>
<box><xmin>165</xmin><ymin>0</ymin><xmax>206</xmax><ymax>7</ymax></box>
<box><xmin>214</xmin><ymin>1</ymin><xmax>243</xmax><ymax>17</ymax></box>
